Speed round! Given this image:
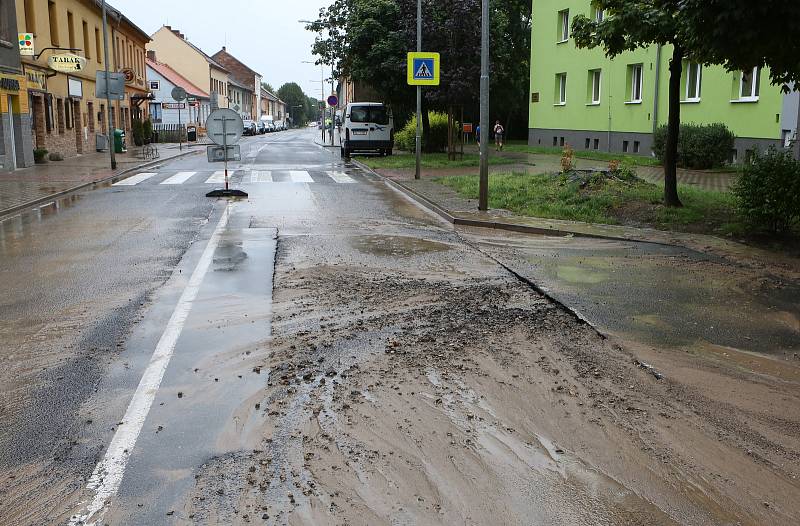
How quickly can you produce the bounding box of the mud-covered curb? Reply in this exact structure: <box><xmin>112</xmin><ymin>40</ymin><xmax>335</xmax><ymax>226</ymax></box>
<box><xmin>0</xmin><ymin>149</ymin><xmax>201</xmax><ymax>219</ymax></box>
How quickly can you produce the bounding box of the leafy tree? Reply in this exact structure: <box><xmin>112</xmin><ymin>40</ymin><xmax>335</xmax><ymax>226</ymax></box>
<box><xmin>308</xmin><ymin>0</ymin><xmax>531</xmax><ymax>144</ymax></box>
<box><xmin>261</xmin><ymin>82</ymin><xmax>276</xmax><ymax>95</ymax></box>
<box><xmin>277</xmin><ymin>83</ymin><xmax>309</xmax><ymax>125</ymax></box>
<box><xmin>572</xmin><ymin>0</ymin><xmax>800</xmax><ymax>208</ymax></box>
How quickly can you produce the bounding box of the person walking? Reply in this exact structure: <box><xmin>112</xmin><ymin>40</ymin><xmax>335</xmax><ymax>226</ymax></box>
<box><xmin>493</xmin><ymin>120</ymin><xmax>505</xmax><ymax>151</ymax></box>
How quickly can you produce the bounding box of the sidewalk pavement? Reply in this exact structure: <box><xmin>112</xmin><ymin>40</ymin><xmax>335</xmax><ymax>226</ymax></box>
<box><xmin>314</xmin><ymin>128</ymin><xmax>341</xmax><ymax>148</ymax></box>
<box><xmin>359</xmin><ymin>160</ymin><xmax>800</xmax><ymax>282</ymax></box>
<box><xmin>0</xmin><ymin>143</ymin><xmax>199</xmax><ymax>217</ymax></box>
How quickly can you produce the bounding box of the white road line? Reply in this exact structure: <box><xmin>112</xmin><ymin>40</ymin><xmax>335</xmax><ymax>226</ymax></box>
<box><xmin>160</xmin><ymin>171</ymin><xmax>197</xmax><ymax>185</ymax></box>
<box><xmin>289</xmin><ymin>170</ymin><xmax>314</xmax><ymax>183</ymax></box>
<box><xmin>205</xmin><ymin>171</ymin><xmax>226</xmax><ymax>184</ymax></box>
<box><xmin>327</xmin><ymin>171</ymin><xmax>356</xmax><ymax>184</ymax></box>
<box><xmin>113</xmin><ymin>173</ymin><xmax>157</xmax><ymax>186</ymax></box>
<box><xmin>250</xmin><ymin>171</ymin><xmax>273</xmax><ymax>183</ymax></box>
<box><xmin>69</xmin><ymin>204</ymin><xmax>231</xmax><ymax>526</ymax></box>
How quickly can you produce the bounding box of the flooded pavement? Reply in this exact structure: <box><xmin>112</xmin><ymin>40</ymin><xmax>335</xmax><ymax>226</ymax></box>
<box><xmin>2</xmin><ymin>129</ymin><xmax>800</xmax><ymax>525</ymax></box>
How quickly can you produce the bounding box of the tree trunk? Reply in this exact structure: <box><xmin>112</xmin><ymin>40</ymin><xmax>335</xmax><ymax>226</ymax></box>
<box><xmin>664</xmin><ymin>45</ymin><xmax>684</xmax><ymax>207</ymax></box>
<box><xmin>421</xmin><ymin>97</ymin><xmax>432</xmax><ymax>153</ymax></box>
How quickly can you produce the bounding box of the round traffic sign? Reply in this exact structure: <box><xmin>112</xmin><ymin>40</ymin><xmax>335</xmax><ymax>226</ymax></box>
<box><xmin>171</xmin><ymin>86</ymin><xmax>187</xmax><ymax>101</ymax></box>
<box><xmin>205</xmin><ymin>108</ymin><xmax>244</xmax><ymax>146</ymax></box>
<box><xmin>327</xmin><ymin>94</ymin><xmax>338</xmax><ymax>107</ymax></box>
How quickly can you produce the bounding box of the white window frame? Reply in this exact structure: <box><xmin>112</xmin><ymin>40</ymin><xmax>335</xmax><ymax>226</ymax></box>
<box><xmin>594</xmin><ymin>8</ymin><xmax>605</xmax><ymax>22</ymax></box>
<box><xmin>556</xmin><ymin>73</ymin><xmax>567</xmax><ymax>105</ymax></box>
<box><xmin>557</xmin><ymin>9</ymin><xmax>569</xmax><ymax>43</ymax></box>
<box><xmin>629</xmin><ymin>64</ymin><xmax>643</xmax><ymax>103</ymax></box>
<box><xmin>738</xmin><ymin>66</ymin><xmax>760</xmax><ymax>102</ymax></box>
<box><xmin>684</xmin><ymin>63</ymin><xmax>702</xmax><ymax>102</ymax></box>
<box><xmin>589</xmin><ymin>69</ymin><xmax>601</xmax><ymax>105</ymax></box>
<box><xmin>149</xmin><ymin>80</ymin><xmax>160</xmax><ymax>91</ymax></box>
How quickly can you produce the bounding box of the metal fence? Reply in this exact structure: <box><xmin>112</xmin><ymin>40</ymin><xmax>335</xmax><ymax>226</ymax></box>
<box><xmin>152</xmin><ymin>123</ymin><xmax>186</xmax><ymax>143</ymax></box>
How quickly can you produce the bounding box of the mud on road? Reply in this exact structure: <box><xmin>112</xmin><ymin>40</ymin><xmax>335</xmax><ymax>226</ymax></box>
<box><xmin>184</xmin><ymin>226</ymin><xmax>800</xmax><ymax>525</ymax></box>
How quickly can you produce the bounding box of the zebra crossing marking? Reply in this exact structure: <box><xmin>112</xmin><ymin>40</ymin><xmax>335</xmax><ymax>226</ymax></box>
<box><xmin>161</xmin><ymin>171</ymin><xmax>197</xmax><ymax>185</ymax></box>
<box><xmin>289</xmin><ymin>171</ymin><xmax>314</xmax><ymax>183</ymax></box>
<box><xmin>250</xmin><ymin>171</ymin><xmax>273</xmax><ymax>183</ymax></box>
<box><xmin>113</xmin><ymin>173</ymin><xmax>157</xmax><ymax>186</ymax></box>
<box><xmin>205</xmin><ymin>171</ymin><xmax>226</xmax><ymax>184</ymax></box>
<box><xmin>327</xmin><ymin>171</ymin><xmax>356</xmax><ymax>184</ymax></box>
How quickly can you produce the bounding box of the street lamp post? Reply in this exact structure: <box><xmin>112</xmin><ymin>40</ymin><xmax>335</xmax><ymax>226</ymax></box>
<box><xmin>478</xmin><ymin>0</ymin><xmax>490</xmax><ymax>211</ymax></box>
<box><xmin>302</xmin><ymin>59</ymin><xmax>325</xmax><ymax>143</ymax></box>
<box><xmin>101</xmin><ymin>0</ymin><xmax>116</xmax><ymax>170</ymax></box>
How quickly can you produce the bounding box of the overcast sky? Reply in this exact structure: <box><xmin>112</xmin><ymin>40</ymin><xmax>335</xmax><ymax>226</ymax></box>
<box><xmin>109</xmin><ymin>0</ymin><xmax>332</xmax><ymax>99</ymax></box>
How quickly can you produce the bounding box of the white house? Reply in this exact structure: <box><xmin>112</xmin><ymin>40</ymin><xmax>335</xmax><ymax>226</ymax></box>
<box><xmin>146</xmin><ymin>57</ymin><xmax>210</xmax><ymax>127</ymax></box>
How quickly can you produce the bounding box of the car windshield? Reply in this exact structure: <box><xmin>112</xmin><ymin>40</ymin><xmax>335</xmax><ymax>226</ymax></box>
<box><xmin>350</xmin><ymin>106</ymin><xmax>390</xmax><ymax>125</ymax></box>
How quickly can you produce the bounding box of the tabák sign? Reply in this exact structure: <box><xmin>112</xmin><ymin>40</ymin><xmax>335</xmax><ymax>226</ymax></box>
<box><xmin>48</xmin><ymin>53</ymin><xmax>87</xmax><ymax>73</ymax></box>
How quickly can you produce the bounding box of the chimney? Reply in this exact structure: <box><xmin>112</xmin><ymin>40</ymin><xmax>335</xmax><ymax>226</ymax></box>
<box><xmin>222</xmin><ymin>46</ymin><xmax>226</xmax><ymax>52</ymax></box>
<box><xmin>146</xmin><ymin>50</ymin><xmax>156</xmax><ymax>62</ymax></box>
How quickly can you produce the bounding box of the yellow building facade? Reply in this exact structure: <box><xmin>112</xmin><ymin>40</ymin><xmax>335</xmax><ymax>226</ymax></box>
<box><xmin>14</xmin><ymin>0</ymin><xmax>150</xmax><ymax>158</ymax></box>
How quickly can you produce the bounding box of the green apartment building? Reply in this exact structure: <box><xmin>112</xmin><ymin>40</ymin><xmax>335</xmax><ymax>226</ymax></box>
<box><xmin>528</xmin><ymin>0</ymin><xmax>800</xmax><ymax>162</ymax></box>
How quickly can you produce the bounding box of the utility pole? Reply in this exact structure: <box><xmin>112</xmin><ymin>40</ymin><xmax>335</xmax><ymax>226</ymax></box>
<box><xmin>414</xmin><ymin>0</ymin><xmax>422</xmax><ymax>180</ymax></box>
<box><xmin>478</xmin><ymin>0</ymin><xmax>489</xmax><ymax>210</ymax></box>
<box><xmin>330</xmin><ymin>67</ymin><xmax>335</xmax><ymax>146</ymax></box>
<box><xmin>101</xmin><ymin>0</ymin><xmax>116</xmax><ymax>169</ymax></box>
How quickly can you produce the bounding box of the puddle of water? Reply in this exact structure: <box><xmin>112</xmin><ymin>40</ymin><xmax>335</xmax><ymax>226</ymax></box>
<box><xmin>351</xmin><ymin>235</ymin><xmax>451</xmax><ymax>257</ymax></box>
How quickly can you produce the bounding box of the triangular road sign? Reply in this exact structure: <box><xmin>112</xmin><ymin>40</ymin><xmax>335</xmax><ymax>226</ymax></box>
<box><xmin>415</xmin><ymin>61</ymin><xmax>433</xmax><ymax>79</ymax></box>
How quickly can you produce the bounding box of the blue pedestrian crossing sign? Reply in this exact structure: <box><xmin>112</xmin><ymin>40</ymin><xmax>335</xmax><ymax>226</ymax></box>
<box><xmin>407</xmin><ymin>52</ymin><xmax>440</xmax><ymax>86</ymax></box>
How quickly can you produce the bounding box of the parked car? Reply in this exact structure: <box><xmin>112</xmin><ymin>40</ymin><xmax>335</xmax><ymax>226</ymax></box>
<box><xmin>257</xmin><ymin>121</ymin><xmax>267</xmax><ymax>134</ymax></box>
<box><xmin>341</xmin><ymin>102</ymin><xmax>394</xmax><ymax>158</ymax></box>
<box><xmin>242</xmin><ymin>119</ymin><xmax>257</xmax><ymax>136</ymax></box>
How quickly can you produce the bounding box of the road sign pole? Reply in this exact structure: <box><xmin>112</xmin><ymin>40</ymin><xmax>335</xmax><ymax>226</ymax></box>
<box><xmin>478</xmin><ymin>0</ymin><xmax>490</xmax><ymax>211</ymax></box>
<box><xmin>415</xmin><ymin>0</ymin><xmax>422</xmax><ymax>180</ymax></box>
<box><xmin>101</xmin><ymin>0</ymin><xmax>116</xmax><ymax>170</ymax></box>
<box><xmin>178</xmin><ymin>106</ymin><xmax>182</xmax><ymax>151</ymax></box>
<box><xmin>223</xmin><ymin>113</ymin><xmax>228</xmax><ymax>191</ymax></box>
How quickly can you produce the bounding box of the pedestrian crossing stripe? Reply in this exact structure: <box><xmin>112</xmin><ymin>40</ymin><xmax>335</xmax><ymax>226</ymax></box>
<box><xmin>161</xmin><ymin>172</ymin><xmax>197</xmax><ymax>185</ymax></box>
<box><xmin>113</xmin><ymin>172</ymin><xmax>157</xmax><ymax>186</ymax></box>
<box><xmin>327</xmin><ymin>171</ymin><xmax>356</xmax><ymax>184</ymax></box>
<box><xmin>249</xmin><ymin>171</ymin><xmax>273</xmax><ymax>183</ymax></box>
<box><xmin>205</xmin><ymin>171</ymin><xmax>226</xmax><ymax>184</ymax></box>
<box><xmin>289</xmin><ymin>171</ymin><xmax>314</xmax><ymax>183</ymax></box>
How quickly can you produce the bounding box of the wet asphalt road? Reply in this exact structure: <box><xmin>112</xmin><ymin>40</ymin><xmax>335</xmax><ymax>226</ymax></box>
<box><xmin>0</xmin><ymin>128</ymin><xmax>390</xmax><ymax>524</ymax></box>
<box><xmin>2</xmin><ymin>128</ymin><xmax>798</xmax><ymax>525</ymax></box>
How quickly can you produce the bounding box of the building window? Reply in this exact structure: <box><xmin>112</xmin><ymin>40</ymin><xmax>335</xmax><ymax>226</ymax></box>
<box><xmin>559</xmin><ymin>137</ymin><xmax>565</xmax><ymax>147</ymax></box>
<box><xmin>593</xmin><ymin>138</ymin><xmax>600</xmax><ymax>150</ymax></box>
<box><xmin>149</xmin><ymin>102</ymin><xmax>162</xmax><ymax>123</ymax></box>
<box><xmin>623</xmin><ymin>140</ymin><xmax>629</xmax><ymax>153</ymax></box>
<box><xmin>593</xmin><ymin>7</ymin><xmax>605</xmax><ymax>22</ymax></box>
<box><xmin>557</xmin><ymin>9</ymin><xmax>570</xmax><ymax>42</ymax></box>
<box><xmin>739</xmin><ymin>66</ymin><xmax>760</xmax><ymax>101</ymax></box>
<box><xmin>48</xmin><ymin>1</ymin><xmax>59</xmax><ymax>46</ymax></box>
<box><xmin>24</xmin><ymin>0</ymin><xmax>37</xmax><ymax>35</ymax></box>
<box><xmin>628</xmin><ymin>64</ymin><xmax>643</xmax><ymax>103</ymax></box>
<box><xmin>553</xmin><ymin>136</ymin><xmax>558</xmax><ymax>146</ymax></box>
<box><xmin>150</xmin><ymin>80</ymin><xmax>160</xmax><ymax>91</ymax></box>
<box><xmin>67</xmin><ymin>11</ymin><xmax>75</xmax><ymax>48</ymax></box>
<box><xmin>585</xmin><ymin>138</ymin><xmax>590</xmax><ymax>149</ymax></box>
<box><xmin>555</xmin><ymin>73</ymin><xmax>567</xmax><ymax>105</ymax></box>
<box><xmin>588</xmin><ymin>69</ymin><xmax>601</xmax><ymax>104</ymax></box>
<box><xmin>685</xmin><ymin>63</ymin><xmax>702</xmax><ymax>101</ymax></box>
<box><xmin>82</xmin><ymin>21</ymin><xmax>91</xmax><ymax>59</ymax></box>
<box><xmin>633</xmin><ymin>141</ymin><xmax>640</xmax><ymax>153</ymax></box>
<box><xmin>95</xmin><ymin>28</ymin><xmax>102</xmax><ymax>63</ymax></box>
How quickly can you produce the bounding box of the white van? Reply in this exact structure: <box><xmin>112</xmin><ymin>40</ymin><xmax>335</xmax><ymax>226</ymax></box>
<box><xmin>341</xmin><ymin>102</ymin><xmax>394</xmax><ymax>158</ymax></box>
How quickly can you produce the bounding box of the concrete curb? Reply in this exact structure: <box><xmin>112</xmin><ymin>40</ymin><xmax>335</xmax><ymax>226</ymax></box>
<box><xmin>352</xmin><ymin>158</ymin><xmax>679</xmax><ymax>248</ymax></box>
<box><xmin>0</xmin><ymin>149</ymin><xmax>200</xmax><ymax>219</ymax></box>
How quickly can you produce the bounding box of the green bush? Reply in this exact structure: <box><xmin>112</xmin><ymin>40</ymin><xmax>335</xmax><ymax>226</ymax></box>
<box><xmin>131</xmin><ymin>118</ymin><xmax>144</xmax><ymax>146</ymax></box>
<box><xmin>33</xmin><ymin>148</ymin><xmax>48</xmax><ymax>163</ymax></box>
<box><xmin>733</xmin><ymin>147</ymin><xmax>800</xmax><ymax>233</ymax></box>
<box><xmin>395</xmin><ymin>111</ymin><xmax>453</xmax><ymax>152</ymax></box>
<box><xmin>48</xmin><ymin>152</ymin><xmax>64</xmax><ymax>161</ymax></box>
<box><xmin>143</xmin><ymin>119</ymin><xmax>153</xmax><ymax>143</ymax></box>
<box><xmin>653</xmin><ymin>123</ymin><xmax>735</xmax><ymax>169</ymax></box>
